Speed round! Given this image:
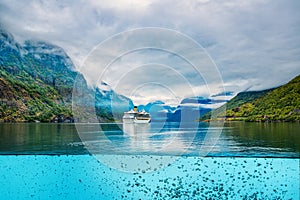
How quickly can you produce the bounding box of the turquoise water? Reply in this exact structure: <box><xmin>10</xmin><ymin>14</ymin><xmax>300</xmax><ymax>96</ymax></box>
<box><xmin>0</xmin><ymin>155</ymin><xmax>298</xmax><ymax>199</ymax></box>
<box><xmin>0</xmin><ymin>122</ymin><xmax>299</xmax><ymax>199</ymax></box>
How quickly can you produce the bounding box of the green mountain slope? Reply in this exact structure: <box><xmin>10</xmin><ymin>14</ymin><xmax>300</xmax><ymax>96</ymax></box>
<box><xmin>0</xmin><ymin>70</ymin><xmax>72</xmax><ymax>122</ymax></box>
<box><xmin>0</xmin><ymin>28</ymin><xmax>132</xmax><ymax>122</ymax></box>
<box><xmin>0</xmin><ymin>29</ymin><xmax>75</xmax><ymax>122</ymax></box>
<box><xmin>200</xmin><ymin>75</ymin><xmax>300</xmax><ymax>122</ymax></box>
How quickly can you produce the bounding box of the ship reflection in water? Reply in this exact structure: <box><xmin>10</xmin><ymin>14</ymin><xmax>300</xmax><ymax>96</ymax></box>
<box><xmin>121</xmin><ymin>121</ymin><xmax>195</xmax><ymax>155</ymax></box>
<box><xmin>123</xmin><ymin>122</ymin><xmax>151</xmax><ymax>152</ymax></box>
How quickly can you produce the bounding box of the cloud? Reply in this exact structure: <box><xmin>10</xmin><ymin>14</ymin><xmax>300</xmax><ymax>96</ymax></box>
<box><xmin>211</xmin><ymin>91</ymin><xmax>234</xmax><ymax>97</ymax></box>
<box><xmin>1</xmin><ymin>0</ymin><xmax>300</xmax><ymax>104</ymax></box>
<box><xmin>80</xmin><ymin>28</ymin><xmax>224</xmax><ymax>105</ymax></box>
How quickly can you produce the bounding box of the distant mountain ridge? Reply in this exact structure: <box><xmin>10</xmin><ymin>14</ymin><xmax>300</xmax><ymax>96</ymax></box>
<box><xmin>200</xmin><ymin>75</ymin><xmax>300</xmax><ymax>122</ymax></box>
<box><xmin>137</xmin><ymin>97</ymin><xmax>227</xmax><ymax>122</ymax></box>
<box><xmin>0</xmin><ymin>28</ymin><xmax>132</xmax><ymax>122</ymax></box>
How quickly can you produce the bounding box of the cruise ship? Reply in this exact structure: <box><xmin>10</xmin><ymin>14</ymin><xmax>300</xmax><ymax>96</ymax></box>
<box><xmin>123</xmin><ymin>106</ymin><xmax>151</xmax><ymax>123</ymax></box>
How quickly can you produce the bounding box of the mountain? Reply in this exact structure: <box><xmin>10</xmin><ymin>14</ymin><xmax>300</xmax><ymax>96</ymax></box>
<box><xmin>0</xmin><ymin>28</ymin><xmax>131</xmax><ymax>122</ymax></box>
<box><xmin>181</xmin><ymin>96</ymin><xmax>227</xmax><ymax>104</ymax></box>
<box><xmin>167</xmin><ymin>97</ymin><xmax>216</xmax><ymax>122</ymax></box>
<box><xmin>200</xmin><ymin>75</ymin><xmax>300</xmax><ymax>122</ymax></box>
<box><xmin>137</xmin><ymin>97</ymin><xmax>224</xmax><ymax>122</ymax></box>
<box><xmin>95</xmin><ymin>85</ymin><xmax>133</xmax><ymax>122</ymax></box>
<box><xmin>0</xmin><ymin>29</ymin><xmax>73</xmax><ymax>122</ymax></box>
<box><xmin>167</xmin><ymin>106</ymin><xmax>211</xmax><ymax>122</ymax></box>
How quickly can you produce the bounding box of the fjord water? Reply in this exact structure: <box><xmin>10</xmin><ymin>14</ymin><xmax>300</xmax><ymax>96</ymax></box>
<box><xmin>0</xmin><ymin>122</ymin><xmax>299</xmax><ymax>157</ymax></box>
<box><xmin>0</xmin><ymin>122</ymin><xmax>299</xmax><ymax>199</ymax></box>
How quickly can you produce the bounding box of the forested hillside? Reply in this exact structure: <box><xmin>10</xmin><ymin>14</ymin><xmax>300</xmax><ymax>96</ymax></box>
<box><xmin>200</xmin><ymin>75</ymin><xmax>300</xmax><ymax>122</ymax></box>
<box><xmin>0</xmin><ymin>28</ymin><xmax>132</xmax><ymax>122</ymax></box>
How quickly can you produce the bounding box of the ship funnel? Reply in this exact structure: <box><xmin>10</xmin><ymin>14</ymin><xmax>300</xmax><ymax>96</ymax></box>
<box><xmin>133</xmin><ymin>106</ymin><xmax>138</xmax><ymax>112</ymax></box>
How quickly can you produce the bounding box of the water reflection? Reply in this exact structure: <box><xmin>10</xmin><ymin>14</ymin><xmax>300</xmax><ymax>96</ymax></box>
<box><xmin>123</xmin><ymin>123</ymin><xmax>151</xmax><ymax>152</ymax></box>
<box><xmin>221</xmin><ymin>122</ymin><xmax>300</xmax><ymax>154</ymax></box>
<box><xmin>0</xmin><ymin>123</ymin><xmax>84</xmax><ymax>154</ymax></box>
<box><xmin>121</xmin><ymin>122</ymin><xmax>203</xmax><ymax>155</ymax></box>
<box><xmin>123</xmin><ymin>122</ymin><xmax>150</xmax><ymax>138</ymax></box>
<box><xmin>0</xmin><ymin>122</ymin><xmax>299</xmax><ymax>157</ymax></box>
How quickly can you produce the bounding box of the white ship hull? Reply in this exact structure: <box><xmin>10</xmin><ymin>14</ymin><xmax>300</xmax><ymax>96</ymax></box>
<box><xmin>123</xmin><ymin>108</ymin><xmax>151</xmax><ymax>124</ymax></box>
<box><xmin>133</xmin><ymin>117</ymin><xmax>151</xmax><ymax>124</ymax></box>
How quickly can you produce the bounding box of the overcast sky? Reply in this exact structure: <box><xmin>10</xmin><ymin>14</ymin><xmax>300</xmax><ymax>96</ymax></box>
<box><xmin>1</xmin><ymin>0</ymin><xmax>299</xmax><ymax>105</ymax></box>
